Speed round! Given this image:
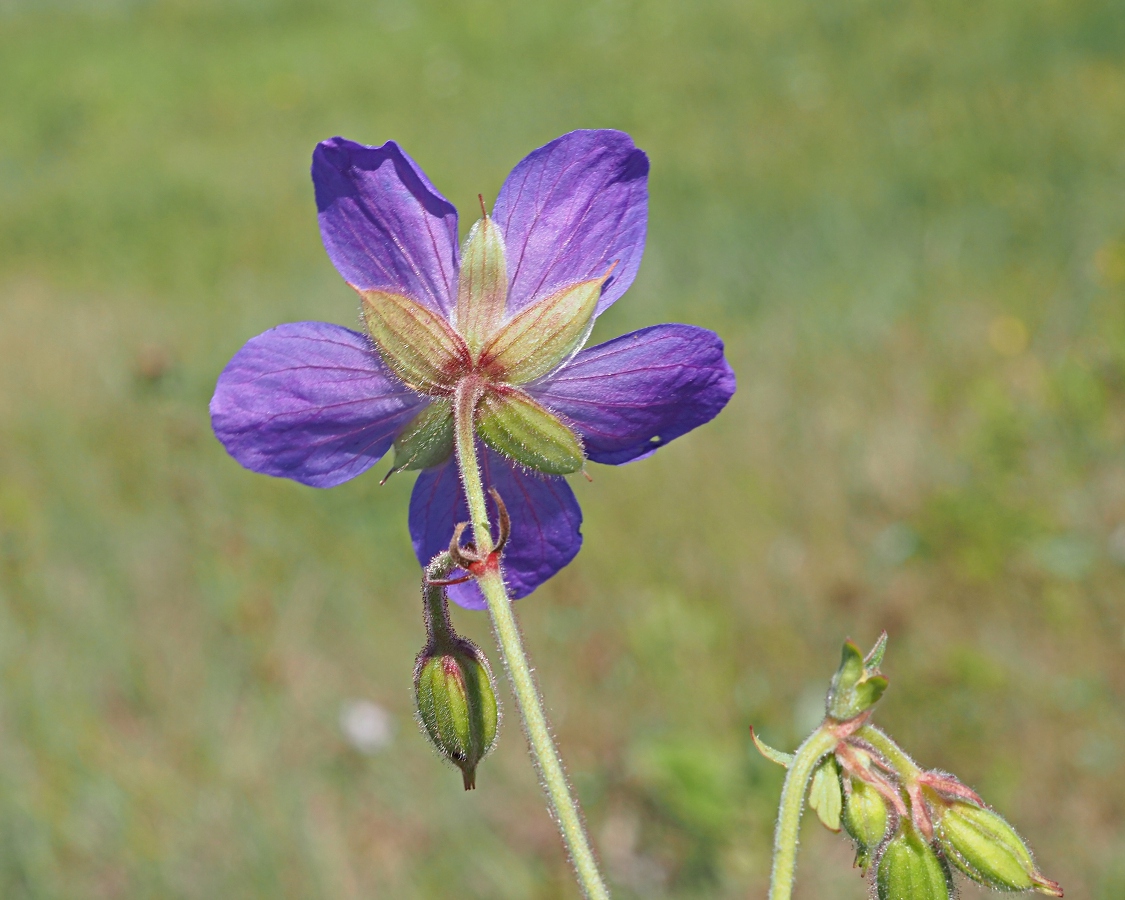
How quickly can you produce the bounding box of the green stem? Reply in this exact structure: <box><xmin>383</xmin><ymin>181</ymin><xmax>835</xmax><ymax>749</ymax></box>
<box><xmin>422</xmin><ymin>553</ymin><xmax>456</xmax><ymax>648</ymax></box>
<box><xmin>768</xmin><ymin>726</ymin><xmax>838</xmax><ymax>900</ymax></box>
<box><xmin>452</xmin><ymin>379</ymin><xmax>611</xmax><ymax>900</ymax></box>
<box><xmin>857</xmin><ymin>725</ymin><xmax>921</xmax><ymax>779</ymax></box>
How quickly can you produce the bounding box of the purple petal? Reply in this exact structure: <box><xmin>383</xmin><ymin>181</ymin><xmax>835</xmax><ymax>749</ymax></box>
<box><xmin>313</xmin><ymin>137</ymin><xmax>459</xmax><ymax>317</ymax></box>
<box><xmin>493</xmin><ymin>130</ymin><xmax>648</xmax><ymax>319</ymax></box>
<box><xmin>527</xmin><ymin>324</ymin><xmax>736</xmax><ymax>466</ymax></box>
<box><xmin>211</xmin><ymin>322</ymin><xmax>426</xmax><ymax>487</ymax></box>
<box><xmin>408</xmin><ymin>450</ymin><xmax>583</xmax><ymax>609</ymax></box>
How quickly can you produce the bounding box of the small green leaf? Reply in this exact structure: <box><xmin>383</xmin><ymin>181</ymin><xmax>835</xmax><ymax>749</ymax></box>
<box><xmin>456</xmin><ymin>215</ymin><xmax>508</xmax><ymax>355</ymax></box>
<box><xmin>360</xmin><ymin>289</ymin><xmax>469</xmax><ymax>394</ymax></box>
<box><xmin>750</xmin><ymin>727</ymin><xmax>795</xmax><ymax>768</ymax></box>
<box><xmin>808</xmin><ymin>756</ymin><xmax>843</xmax><ymax>832</ymax></box>
<box><xmin>476</xmin><ymin>388</ymin><xmax>585</xmax><ymax>475</ymax></box>
<box><xmin>388</xmin><ymin>400</ymin><xmax>454</xmax><ymax>475</ymax></box>
<box><xmin>479</xmin><ymin>277</ymin><xmax>603</xmax><ymax>384</ymax></box>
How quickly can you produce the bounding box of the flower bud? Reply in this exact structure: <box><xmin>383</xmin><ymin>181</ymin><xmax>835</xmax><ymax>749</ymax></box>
<box><xmin>876</xmin><ymin>827</ymin><xmax>951</xmax><ymax>900</ymax></box>
<box><xmin>826</xmin><ymin>634</ymin><xmax>888</xmax><ymax>721</ymax></box>
<box><xmin>937</xmin><ymin>801</ymin><xmax>1063</xmax><ymax>896</ymax></box>
<box><xmin>843</xmin><ymin>778</ymin><xmax>890</xmax><ymax>873</ymax></box>
<box><xmin>414</xmin><ymin>639</ymin><xmax>499</xmax><ymax>790</ymax></box>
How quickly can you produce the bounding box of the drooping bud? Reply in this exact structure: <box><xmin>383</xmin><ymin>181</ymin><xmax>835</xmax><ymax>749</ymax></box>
<box><xmin>826</xmin><ymin>633</ymin><xmax>888</xmax><ymax>721</ymax></box>
<box><xmin>843</xmin><ymin>777</ymin><xmax>891</xmax><ymax>873</ymax></box>
<box><xmin>479</xmin><ymin>275</ymin><xmax>605</xmax><ymax>384</ymax></box>
<box><xmin>414</xmin><ymin>640</ymin><xmax>499</xmax><ymax>790</ymax></box>
<box><xmin>387</xmin><ymin>400</ymin><xmax>454</xmax><ymax>476</ymax></box>
<box><xmin>456</xmin><ymin>211</ymin><xmax>508</xmax><ymax>356</ymax></box>
<box><xmin>476</xmin><ymin>386</ymin><xmax>585</xmax><ymax>475</ymax></box>
<box><xmin>360</xmin><ymin>289</ymin><xmax>470</xmax><ymax>394</ymax></box>
<box><xmin>876</xmin><ymin>826</ymin><xmax>952</xmax><ymax>900</ymax></box>
<box><xmin>415</xmin><ymin>556</ymin><xmax>500</xmax><ymax>790</ymax></box>
<box><xmin>936</xmin><ymin>801</ymin><xmax>1063</xmax><ymax>896</ymax></box>
<box><xmin>808</xmin><ymin>755</ymin><xmax>843</xmax><ymax>832</ymax></box>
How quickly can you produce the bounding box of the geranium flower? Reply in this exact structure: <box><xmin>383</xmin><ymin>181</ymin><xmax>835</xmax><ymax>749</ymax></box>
<box><xmin>211</xmin><ymin>130</ymin><xmax>735</xmax><ymax>608</ymax></box>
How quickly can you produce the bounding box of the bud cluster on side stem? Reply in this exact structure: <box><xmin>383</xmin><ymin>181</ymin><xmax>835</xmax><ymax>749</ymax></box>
<box><xmin>755</xmin><ymin>634</ymin><xmax>1062</xmax><ymax>900</ymax></box>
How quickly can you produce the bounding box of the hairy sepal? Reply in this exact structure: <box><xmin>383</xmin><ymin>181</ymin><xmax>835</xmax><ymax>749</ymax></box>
<box><xmin>479</xmin><ymin>277</ymin><xmax>603</xmax><ymax>384</ymax></box>
<box><xmin>876</xmin><ymin>827</ymin><xmax>952</xmax><ymax>900</ymax></box>
<box><xmin>476</xmin><ymin>388</ymin><xmax>584</xmax><ymax>475</ymax></box>
<box><xmin>389</xmin><ymin>400</ymin><xmax>454</xmax><ymax>474</ymax></box>
<box><xmin>456</xmin><ymin>215</ymin><xmax>508</xmax><ymax>356</ymax></box>
<box><xmin>360</xmin><ymin>289</ymin><xmax>469</xmax><ymax>394</ymax></box>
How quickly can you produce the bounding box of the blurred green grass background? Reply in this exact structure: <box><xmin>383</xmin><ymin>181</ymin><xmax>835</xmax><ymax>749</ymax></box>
<box><xmin>1</xmin><ymin>0</ymin><xmax>1124</xmax><ymax>896</ymax></box>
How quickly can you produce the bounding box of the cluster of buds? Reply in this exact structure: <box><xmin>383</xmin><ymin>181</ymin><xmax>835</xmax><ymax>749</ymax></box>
<box><xmin>755</xmin><ymin>635</ymin><xmax>1062</xmax><ymax>899</ymax></box>
<box><xmin>413</xmin><ymin>552</ymin><xmax>500</xmax><ymax>790</ymax></box>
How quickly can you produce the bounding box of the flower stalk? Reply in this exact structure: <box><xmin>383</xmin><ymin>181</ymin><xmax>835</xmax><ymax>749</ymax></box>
<box><xmin>768</xmin><ymin>726</ymin><xmax>837</xmax><ymax>900</ymax></box>
<box><xmin>452</xmin><ymin>386</ymin><xmax>611</xmax><ymax>900</ymax></box>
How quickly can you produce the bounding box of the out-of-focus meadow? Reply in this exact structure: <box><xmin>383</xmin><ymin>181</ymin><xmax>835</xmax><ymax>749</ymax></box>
<box><xmin>1</xmin><ymin>0</ymin><xmax>1124</xmax><ymax>896</ymax></box>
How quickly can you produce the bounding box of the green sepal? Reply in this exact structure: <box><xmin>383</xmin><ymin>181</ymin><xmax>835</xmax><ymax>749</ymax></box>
<box><xmin>843</xmin><ymin>777</ymin><xmax>890</xmax><ymax>874</ymax></box>
<box><xmin>360</xmin><ymin>289</ymin><xmax>469</xmax><ymax>394</ymax></box>
<box><xmin>864</xmin><ymin>630</ymin><xmax>889</xmax><ymax>669</ymax></box>
<box><xmin>476</xmin><ymin>387</ymin><xmax>585</xmax><ymax>475</ymax></box>
<box><xmin>827</xmin><ymin>636</ymin><xmax>889</xmax><ymax>720</ymax></box>
<box><xmin>876</xmin><ymin>826</ymin><xmax>952</xmax><ymax>900</ymax></box>
<box><xmin>750</xmin><ymin>727</ymin><xmax>795</xmax><ymax>768</ymax></box>
<box><xmin>456</xmin><ymin>215</ymin><xmax>508</xmax><ymax>355</ymax></box>
<box><xmin>479</xmin><ymin>277</ymin><xmax>603</xmax><ymax>384</ymax></box>
<box><xmin>388</xmin><ymin>401</ymin><xmax>454</xmax><ymax>475</ymax></box>
<box><xmin>808</xmin><ymin>755</ymin><xmax>843</xmax><ymax>832</ymax></box>
<box><xmin>937</xmin><ymin>801</ymin><xmax>1062</xmax><ymax>895</ymax></box>
<box><xmin>414</xmin><ymin>640</ymin><xmax>499</xmax><ymax>791</ymax></box>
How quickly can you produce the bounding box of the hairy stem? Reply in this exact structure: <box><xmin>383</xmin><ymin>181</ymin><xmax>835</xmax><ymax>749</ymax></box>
<box><xmin>422</xmin><ymin>553</ymin><xmax>456</xmax><ymax>648</ymax></box>
<box><xmin>857</xmin><ymin>725</ymin><xmax>921</xmax><ymax>779</ymax></box>
<box><xmin>768</xmin><ymin>726</ymin><xmax>838</xmax><ymax>900</ymax></box>
<box><xmin>452</xmin><ymin>378</ymin><xmax>611</xmax><ymax>900</ymax></box>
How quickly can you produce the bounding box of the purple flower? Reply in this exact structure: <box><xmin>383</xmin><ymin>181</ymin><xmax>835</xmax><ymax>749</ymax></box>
<box><xmin>211</xmin><ymin>130</ymin><xmax>735</xmax><ymax>608</ymax></box>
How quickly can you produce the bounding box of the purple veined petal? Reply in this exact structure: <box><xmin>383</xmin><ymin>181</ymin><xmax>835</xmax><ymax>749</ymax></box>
<box><xmin>408</xmin><ymin>449</ymin><xmax>583</xmax><ymax>610</ymax></box>
<box><xmin>493</xmin><ymin>130</ymin><xmax>648</xmax><ymax>320</ymax></box>
<box><xmin>211</xmin><ymin>322</ymin><xmax>427</xmax><ymax>488</ymax></box>
<box><xmin>527</xmin><ymin>323</ymin><xmax>736</xmax><ymax>466</ymax></box>
<box><xmin>314</xmin><ymin>137</ymin><xmax>460</xmax><ymax>317</ymax></box>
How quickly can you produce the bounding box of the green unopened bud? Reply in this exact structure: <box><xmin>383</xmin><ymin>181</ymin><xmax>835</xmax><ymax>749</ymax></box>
<box><xmin>843</xmin><ymin>778</ymin><xmax>890</xmax><ymax>873</ymax></box>
<box><xmin>937</xmin><ymin>801</ymin><xmax>1062</xmax><ymax>896</ymax></box>
<box><xmin>414</xmin><ymin>639</ymin><xmax>499</xmax><ymax>790</ymax></box>
<box><xmin>876</xmin><ymin>827</ymin><xmax>952</xmax><ymax>900</ymax></box>
<box><xmin>826</xmin><ymin>634</ymin><xmax>889</xmax><ymax>721</ymax></box>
